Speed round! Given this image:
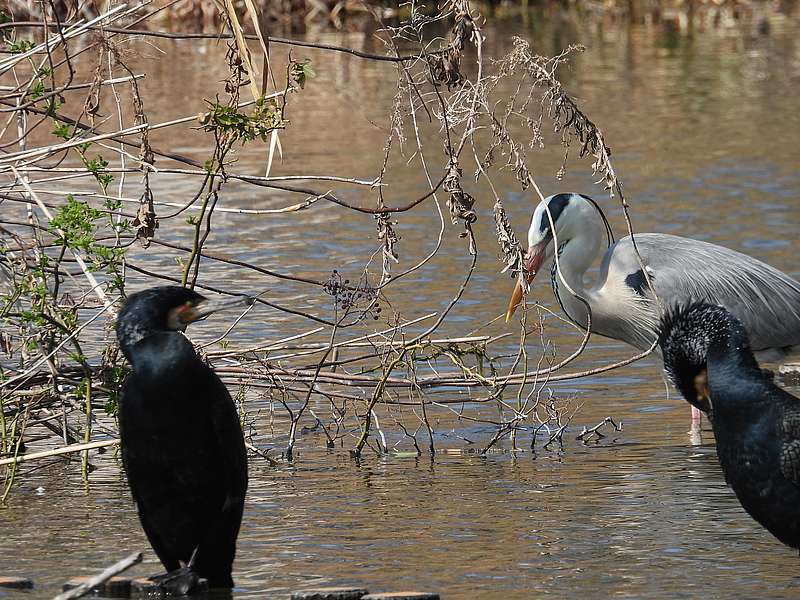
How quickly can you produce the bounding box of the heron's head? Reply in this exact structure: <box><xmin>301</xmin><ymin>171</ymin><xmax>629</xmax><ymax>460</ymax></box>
<box><xmin>506</xmin><ymin>193</ymin><xmax>606</xmax><ymax>321</ymax></box>
<box><xmin>659</xmin><ymin>302</ymin><xmax>747</xmax><ymax>414</ymax></box>
<box><xmin>116</xmin><ymin>286</ymin><xmax>251</xmax><ymax>360</ymax></box>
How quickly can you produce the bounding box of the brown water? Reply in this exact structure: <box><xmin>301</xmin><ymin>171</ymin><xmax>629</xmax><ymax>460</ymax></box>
<box><xmin>3</xmin><ymin>4</ymin><xmax>800</xmax><ymax>599</ymax></box>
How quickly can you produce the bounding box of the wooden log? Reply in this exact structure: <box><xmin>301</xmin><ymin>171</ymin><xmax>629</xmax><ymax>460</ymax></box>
<box><xmin>54</xmin><ymin>552</ymin><xmax>142</xmax><ymax>600</ymax></box>
<box><xmin>291</xmin><ymin>587</ymin><xmax>370</xmax><ymax>600</ymax></box>
<box><xmin>362</xmin><ymin>593</ymin><xmax>440</xmax><ymax>600</ymax></box>
<box><xmin>0</xmin><ymin>576</ymin><xmax>33</xmax><ymax>589</ymax></box>
<box><xmin>61</xmin><ymin>576</ymin><xmax>130</xmax><ymax>596</ymax></box>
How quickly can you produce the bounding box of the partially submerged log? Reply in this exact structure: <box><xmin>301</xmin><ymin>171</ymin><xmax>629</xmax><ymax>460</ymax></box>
<box><xmin>362</xmin><ymin>594</ymin><xmax>440</xmax><ymax>600</ymax></box>
<box><xmin>54</xmin><ymin>552</ymin><xmax>142</xmax><ymax>600</ymax></box>
<box><xmin>62</xmin><ymin>576</ymin><xmax>131</xmax><ymax>596</ymax></box>
<box><xmin>0</xmin><ymin>576</ymin><xmax>33</xmax><ymax>589</ymax></box>
<box><xmin>291</xmin><ymin>588</ymin><xmax>370</xmax><ymax>600</ymax></box>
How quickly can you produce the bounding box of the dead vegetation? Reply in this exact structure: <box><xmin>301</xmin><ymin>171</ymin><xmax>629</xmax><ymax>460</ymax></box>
<box><xmin>1</xmin><ymin>0</ymin><xmax>766</xmax><ymax>498</ymax></box>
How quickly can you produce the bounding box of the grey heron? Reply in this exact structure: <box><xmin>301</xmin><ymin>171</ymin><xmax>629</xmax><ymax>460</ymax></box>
<box><xmin>505</xmin><ymin>192</ymin><xmax>800</xmax><ymax>422</ymax></box>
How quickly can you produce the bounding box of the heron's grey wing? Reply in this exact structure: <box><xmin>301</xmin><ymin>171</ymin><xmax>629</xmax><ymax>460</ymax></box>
<box><xmin>602</xmin><ymin>233</ymin><xmax>800</xmax><ymax>351</ymax></box>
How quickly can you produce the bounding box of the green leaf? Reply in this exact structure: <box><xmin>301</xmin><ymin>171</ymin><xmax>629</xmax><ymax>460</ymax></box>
<box><xmin>290</xmin><ymin>58</ymin><xmax>315</xmax><ymax>89</ymax></box>
<box><xmin>52</xmin><ymin>122</ymin><xmax>72</xmax><ymax>140</ymax></box>
<box><xmin>30</xmin><ymin>81</ymin><xmax>45</xmax><ymax>100</ymax></box>
<box><xmin>7</xmin><ymin>39</ymin><xmax>34</xmax><ymax>54</ymax></box>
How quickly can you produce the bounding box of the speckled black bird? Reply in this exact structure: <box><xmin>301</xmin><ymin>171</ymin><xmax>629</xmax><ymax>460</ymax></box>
<box><xmin>660</xmin><ymin>302</ymin><xmax>800</xmax><ymax>551</ymax></box>
<box><xmin>116</xmin><ymin>286</ymin><xmax>249</xmax><ymax>588</ymax></box>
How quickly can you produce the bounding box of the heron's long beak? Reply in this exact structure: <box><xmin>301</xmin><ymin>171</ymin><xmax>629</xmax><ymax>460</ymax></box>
<box><xmin>505</xmin><ymin>241</ymin><xmax>548</xmax><ymax>323</ymax></box>
<box><xmin>184</xmin><ymin>295</ymin><xmax>255</xmax><ymax>323</ymax></box>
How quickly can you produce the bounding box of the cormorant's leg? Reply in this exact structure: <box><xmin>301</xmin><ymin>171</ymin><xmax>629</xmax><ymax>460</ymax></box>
<box><xmin>190</xmin><ymin>500</ymin><xmax>244</xmax><ymax>588</ymax></box>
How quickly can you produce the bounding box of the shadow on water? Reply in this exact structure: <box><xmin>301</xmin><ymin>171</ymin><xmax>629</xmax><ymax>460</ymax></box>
<box><xmin>3</xmin><ymin>3</ymin><xmax>800</xmax><ymax>599</ymax></box>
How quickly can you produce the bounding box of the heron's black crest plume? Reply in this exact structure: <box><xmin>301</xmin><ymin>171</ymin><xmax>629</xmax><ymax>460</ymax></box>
<box><xmin>577</xmin><ymin>193</ymin><xmax>615</xmax><ymax>247</ymax></box>
<box><xmin>539</xmin><ymin>193</ymin><xmax>615</xmax><ymax>249</ymax></box>
<box><xmin>539</xmin><ymin>193</ymin><xmax>571</xmax><ymax>234</ymax></box>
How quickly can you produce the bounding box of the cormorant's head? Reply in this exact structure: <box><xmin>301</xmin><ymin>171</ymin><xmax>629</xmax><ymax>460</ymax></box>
<box><xmin>506</xmin><ymin>193</ymin><xmax>612</xmax><ymax>322</ymax></box>
<box><xmin>116</xmin><ymin>286</ymin><xmax>249</xmax><ymax>360</ymax></box>
<box><xmin>659</xmin><ymin>302</ymin><xmax>747</xmax><ymax>414</ymax></box>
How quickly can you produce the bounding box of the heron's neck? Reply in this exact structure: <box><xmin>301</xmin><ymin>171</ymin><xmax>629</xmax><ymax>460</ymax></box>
<box><xmin>551</xmin><ymin>216</ymin><xmax>606</xmax><ymax>329</ymax></box>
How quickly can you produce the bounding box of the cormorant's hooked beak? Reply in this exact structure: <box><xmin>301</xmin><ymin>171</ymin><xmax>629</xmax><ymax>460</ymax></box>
<box><xmin>505</xmin><ymin>240</ymin><xmax>548</xmax><ymax>323</ymax></box>
<box><xmin>173</xmin><ymin>294</ymin><xmax>255</xmax><ymax>328</ymax></box>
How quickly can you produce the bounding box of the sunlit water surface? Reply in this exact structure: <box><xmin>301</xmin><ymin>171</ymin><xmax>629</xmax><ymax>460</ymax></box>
<box><xmin>3</xmin><ymin>5</ymin><xmax>800</xmax><ymax>599</ymax></box>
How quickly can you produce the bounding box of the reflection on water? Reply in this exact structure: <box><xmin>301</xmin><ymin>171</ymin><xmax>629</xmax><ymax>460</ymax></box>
<box><xmin>5</xmin><ymin>439</ymin><xmax>800</xmax><ymax>599</ymax></box>
<box><xmin>3</xmin><ymin>5</ymin><xmax>800</xmax><ymax>599</ymax></box>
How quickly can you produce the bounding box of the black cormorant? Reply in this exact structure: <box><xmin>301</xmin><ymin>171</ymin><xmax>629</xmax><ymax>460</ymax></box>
<box><xmin>116</xmin><ymin>286</ymin><xmax>249</xmax><ymax>588</ymax></box>
<box><xmin>660</xmin><ymin>302</ymin><xmax>800</xmax><ymax>551</ymax></box>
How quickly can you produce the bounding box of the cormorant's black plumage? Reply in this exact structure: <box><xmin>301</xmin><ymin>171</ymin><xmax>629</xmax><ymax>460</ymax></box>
<box><xmin>661</xmin><ymin>302</ymin><xmax>800</xmax><ymax>550</ymax></box>
<box><xmin>116</xmin><ymin>286</ymin><xmax>248</xmax><ymax>588</ymax></box>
